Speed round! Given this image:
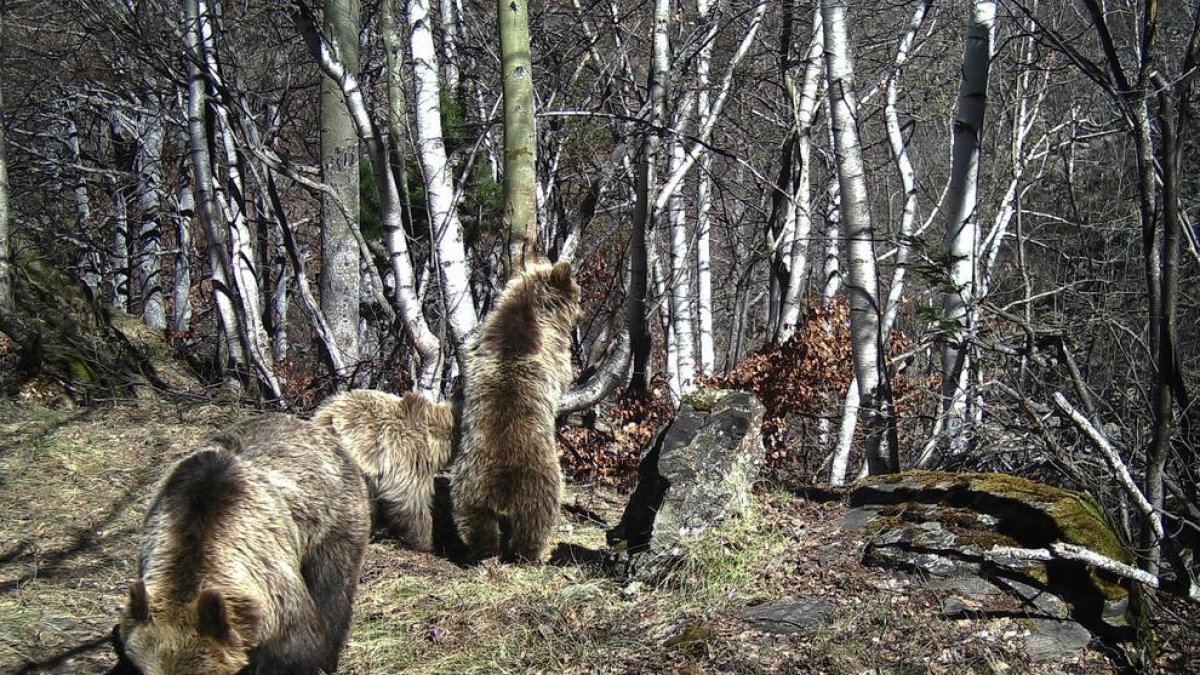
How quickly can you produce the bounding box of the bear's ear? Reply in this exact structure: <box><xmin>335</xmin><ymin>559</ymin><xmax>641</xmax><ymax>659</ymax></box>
<box><xmin>197</xmin><ymin>590</ymin><xmax>262</xmax><ymax>646</ymax></box>
<box><xmin>127</xmin><ymin>581</ymin><xmax>151</xmax><ymax>622</ymax></box>
<box><xmin>549</xmin><ymin>261</ymin><xmax>573</xmax><ymax>289</ymax></box>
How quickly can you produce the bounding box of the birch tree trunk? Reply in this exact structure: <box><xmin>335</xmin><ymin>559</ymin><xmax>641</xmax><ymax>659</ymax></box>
<box><xmin>409</xmin><ymin>0</ymin><xmax>477</xmax><ymax>347</ymax></box>
<box><xmin>66</xmin><ymin>116</ymin><xmax>101</xmax><ymax>297</ymax></box>
<box><xmin>320</xmin><ymin>0</ymin><xmax>362</xmax><ymax>383</ymax></box>
<box><xmin>939</xmin><ymin>0</ymin><xmax>995</xmax><ymax>459</ymax></box>
<box><xmin>778</xmin><ymin>8</ymin><xmax>824</xmax><ymax>341</ymax></box>
<box><xmin>134</xmin><ymin>92</ymin><xmax>167</xmax><ymax>330</ymax></box>
<box><xmin>440</xmin><ymin>0</ymin><xmax>460</xmax><ymax>94</ymax></box>
<box><xmin>821</xmin><ymin>0</ymin><xmax>894</xmax><ymax>475</ymax></box>
<box><xmin>627</xmin><ymin>0</ymin><xmax>670</xmax><ymax>397</ymax></box>
<box><xmin>498</xmin><ymin>0</ymin><xmax>538</xmax><ymax>266</ymax></box>
<box><xmin>185</xmin><ymin>0</ymin><xmax>247</xmax><ymax>383</ymax></box>
<box><xmin>694</xmin><ymin>0</ymin><xmax>716</xmax><ymax>375</ymax></box>
<box><xmin>173</xmin><ymin>135</ymin><xmax>194</xmax><ymax>334</ymax></box>
<box><xmin>831</xmin><ymin>0</ymin><xmax>928</xmax><ymax>485</ymax></box>
<box><xmin>109</xmin><ymin>176</ymin><xmax>131</xmax><ymax>312</ymax></box>
<box><xmin>667</xmin><ymin>96</ymin><xmax>696</xmax><ymax>398</ymax></box>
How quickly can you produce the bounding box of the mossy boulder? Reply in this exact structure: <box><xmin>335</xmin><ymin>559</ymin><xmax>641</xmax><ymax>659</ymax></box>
<box><xmin>844</xmin><ymin>470</ymin><xmax>1141</xmax><ymax>650</ymax></box>
<box><xmin>607</xmin><ymin>389</ymin><xmax>766</xmax><ymax>578</ymax></box>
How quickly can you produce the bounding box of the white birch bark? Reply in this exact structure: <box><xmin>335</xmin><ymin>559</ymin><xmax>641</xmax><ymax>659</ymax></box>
<box><xmin>198</xmin><ymin>0</ymin><xmax>281</xmax><ymax>398</ymax></box>
<box><xmin>185</xmin><ymin>0</ymin><xmax>247</xmax><ymax>379</ymax></box>
<box><xmin>831</xmin><ymin>0</ymin><xmax>929</xmax><ymax>485</ymax></box>
<box><xmin>109</xmin><ymin>175</ymin><xmax>130</xmax><ymax>311</ymax></box>
<box><xmin>667</xmin><ymin>97</ymin><xmax>696</xmax><ymax>398</ymax></box>
<box><xmin>821</xmin><ymin>0</ymin><xmax>893</xmax><ymax>474</ymax></box>
<box><xmin>409</xmin><ymin>0</ymin><xmax>478</xmax><ymax>345</ymax></box>
<box><xmin>939</xmin><ymin>0</ymin><xmax>996</xmax><ymax>457</ymax></box>
<box><xmin>778</xmin><ymin>9</ymin><xmax>824</xmax><ymax>341</ymax></box>
<box><xmin>134</xmin><ymin>93</ymin><xmax>167</xmax><ymax>329</ymax></box>
<box><xmin>173</xmin><ymin>135</ymin><xmax>194</xmax><ymax>334</ymax></box>
<box><xmin>440</xmin><ymin>0</ymin><xmax>460</xmax><ymax>93</ymax></box>
<box><xmin>66</xmin><ymin>116</ymin><xmax>101</xmax><ymax>296</ymax></box>
<box><xmin>820</xmin><ymin>109</ymin><xmax>842</xmax><ymax>306</ymax></box>
<box><xmin>695</xmin><ymin>0</ymin><xmax>716</xmax><ymax>375</ymax></box>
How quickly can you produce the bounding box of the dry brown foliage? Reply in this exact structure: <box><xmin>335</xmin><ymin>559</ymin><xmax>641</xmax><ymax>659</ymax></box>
<box><xmin>559</xmin><ymin>381</ymin><xmax>676</xmax><ymax>489</ymax></box>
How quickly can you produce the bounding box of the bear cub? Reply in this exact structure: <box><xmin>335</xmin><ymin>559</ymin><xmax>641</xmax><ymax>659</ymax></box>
<box><xmin>451</xmin><ymin>261</ymin><xmax>581</xmax><ymax>563</ymax></box>
<box><xmin>312</xmin><ymin>389</ymin><xmax>458</xmax><ymax>552</ymax></box>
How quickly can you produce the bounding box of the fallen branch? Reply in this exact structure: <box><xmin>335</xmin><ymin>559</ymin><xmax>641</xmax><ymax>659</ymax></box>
<box><xmin>989</xmin><ymin>543</ymin><xmax>1200</xmax><ymax>605</ymax></box>
<box><xmin>1051</xmin><ymin>392</ymin><xmax>1164</xmax><ymax>542</ymax></box>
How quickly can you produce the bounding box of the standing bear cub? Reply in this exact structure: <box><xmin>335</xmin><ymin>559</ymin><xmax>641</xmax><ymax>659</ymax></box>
<box><xmin>112</xmin><ymin>415</ymin><xmax>370</xmax><ymax>675</ymax></box>
<box><xmin>451</xmin><ymin>260</ymin><xmax>581</xmax><ymax>563</ymax></box>
<box><xmin>312</xmin><ymin>389</ymin><xmax>458</xmax><ymax>552</ymax></box>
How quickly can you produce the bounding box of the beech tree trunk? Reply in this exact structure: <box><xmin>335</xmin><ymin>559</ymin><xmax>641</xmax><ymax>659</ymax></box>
<box><xmin>320</xmin><ymin>0</ymin><xmax>362</xmax><ymax>383</ymax></box>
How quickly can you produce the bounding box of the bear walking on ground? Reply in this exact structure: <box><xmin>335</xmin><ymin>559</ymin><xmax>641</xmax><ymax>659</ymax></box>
<box><xmin>312</xmin><ymin>389</ymin><xmax>458</xmax><ymax>552</ymax></box>
<box><xmin>451</xmin><ymin>261</ymin><xmax>581</xmax><ymax>563</ymax></box>
<box><xmin>112</xmin><ymin>415</ymin><xmax>370</xmax><ymax>675</ymax></box>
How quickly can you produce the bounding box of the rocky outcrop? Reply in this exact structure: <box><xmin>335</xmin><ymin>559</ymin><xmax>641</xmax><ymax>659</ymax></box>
<box><xmin>607</xmin><ymin>389</ymin><xmax>766</xmax><ymax>577</ymax></box>
<box><xmin>843</xmin><ymin>471</ymin><xmax>1142</xmax><ymax>660</ymax></box>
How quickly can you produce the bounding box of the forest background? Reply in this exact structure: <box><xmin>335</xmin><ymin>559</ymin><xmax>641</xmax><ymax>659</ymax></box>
<box><xmin>0</xmin><ymin>0</ymin><xmax>1197</xmax><ymax>620</ymax></box>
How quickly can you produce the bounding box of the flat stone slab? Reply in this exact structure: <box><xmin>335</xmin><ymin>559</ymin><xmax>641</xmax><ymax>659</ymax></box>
<box><xmin>743</xmin><ymin>599</ymin><xmax>835</xmax><ymax>635</ymax></box>
<box><xmin>1025</xmin><ymin>618</ymin><xmax>1093</xmax><ymax>662</ymax></box>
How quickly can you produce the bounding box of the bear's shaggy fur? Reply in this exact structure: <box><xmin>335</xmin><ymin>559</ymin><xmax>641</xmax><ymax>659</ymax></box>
<box><xmin>451</xmin><ymin>261</ymin><xmax>581</xmax><ymax>563</ymax></box>
<box><xmin>114</xmin><ymin>415</ymin><xmax>369</xmax><ymax>675</ymax></box>
<box><xmin>312</xmin><ymin>389</ymin><xmax>458</xmax><ymax>552</ymax></box>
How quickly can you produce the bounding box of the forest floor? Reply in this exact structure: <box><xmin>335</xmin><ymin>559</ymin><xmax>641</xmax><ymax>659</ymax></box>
<box><xmin>0</xmin><ymin>399</ymin><xmax>1195</xmax><ymax>674</ymax></box>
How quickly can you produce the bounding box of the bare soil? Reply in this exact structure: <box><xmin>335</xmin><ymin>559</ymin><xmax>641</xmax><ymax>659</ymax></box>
<box><xmin>0</xmin><ymin>400</ymin><xmax>1193</xmax><ymax>674</ymax></box>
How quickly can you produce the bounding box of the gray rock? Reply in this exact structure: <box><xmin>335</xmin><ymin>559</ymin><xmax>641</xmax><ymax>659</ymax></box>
<box><xmin>839</xmin><ymin>506</ymin><xmax>881</xmax><ymax>533</ymax></box>
<box><xmin>744</xmin><ymin>599</ymin><xmax>834</xmax><ymax>635</ymax></box>
<box><xmin>606</xmin><ymin>390</ymin><xmax>766</xmax><ymax>574</ymax></box>
<box><xmin>1024</xmin><ymin>619</ymin><xmax>1092</xmax><ymax>661</ymax></box>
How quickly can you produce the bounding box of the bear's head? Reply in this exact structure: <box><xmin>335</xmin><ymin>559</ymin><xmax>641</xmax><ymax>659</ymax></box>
<box><xmin>538</xmin><ymin>260</ymin><xmax>582</xmax><ymax>327</ymax></box>
<box><xmin>115</xmin><ymin>580</ymin><xmax>261</xmax><ymax>675</ymax></box>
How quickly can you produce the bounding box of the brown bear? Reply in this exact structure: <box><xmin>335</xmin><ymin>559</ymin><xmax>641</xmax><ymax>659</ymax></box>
<box><xmin>112</xmin><ymin>414</ymin><xmax>369</xmax><ymax>675</ymax></box>
<box><xmin>311</xmin><ymin>389</ymin><xmax>458</xmax><ymax>552</ymax></box>
<box><xmin>451</xmin><ymin>261</ymin><xmax>581</xmax><ymax>563</ymax></box>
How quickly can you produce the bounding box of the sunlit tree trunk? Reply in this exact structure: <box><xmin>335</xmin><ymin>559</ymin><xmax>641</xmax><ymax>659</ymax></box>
<box><xmin>821</xmin><ymin>0</ymin><xmax>893</xmax><ymax>475</ymax></box>
<box><xmin>694</xmin><ymin>0</ymin><xmax>716</xmax><ymax>375</ymax></box>
<box><xmin>409</xmin><ymin>0</ymin><xmax>477</xmax><ymax>346</ymax></box>
<box><xmin>831</xmin><ymin>0</ymin><xmax>928</xmax><ymax>485</ymax></box>
<box><xmin>172</xmin><ymin>132</ymin><xmax>194</xmax><ymax>335</ymax></box>
<box><xmin>498</xmin><ymin>0</ymin><xmax>538</xmax><ymax>266</ymax></box>
<box><xmin>66</xmin><ymin>116</ymin><xmax>101</xmax><ymax>297</ymax></box>
<box><xmin>667</xmin><ymin>96</ymin><xmax>696</xmax><ymax>399</ymax></box>
<box><xmin>185</xmin><ymin>0</ymin><xmax>247</xmax><ymax>385</ymax></box>
<box><xmin>778</xmin><ymin>8</ymin><xmax>824</xmax><ymax>341</ymax></box>
<box><xmin>939</xmin><ymin>0</ymin><xmax>995</xmax><ymax>458</ymax></box>
<box><xmin>108</xmin><ymin>174</ymin><xmax>131</xmax><ymax>312</ymax></box>
<box><xmin>440</xmin><ymin>0</ymin><xmax>460</xmax><ymax>94</ymax></box>
<box><xmin>320</xmin><ymin>0</ymin><xmax>362</xmax><ymax>383</ymax></box>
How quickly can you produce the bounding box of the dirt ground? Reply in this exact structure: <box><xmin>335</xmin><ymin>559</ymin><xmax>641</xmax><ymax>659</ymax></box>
<box><xmin>0</xmin><ymin>399</ymin><xmax>1194</xmax><ymax>674</ymax></box>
